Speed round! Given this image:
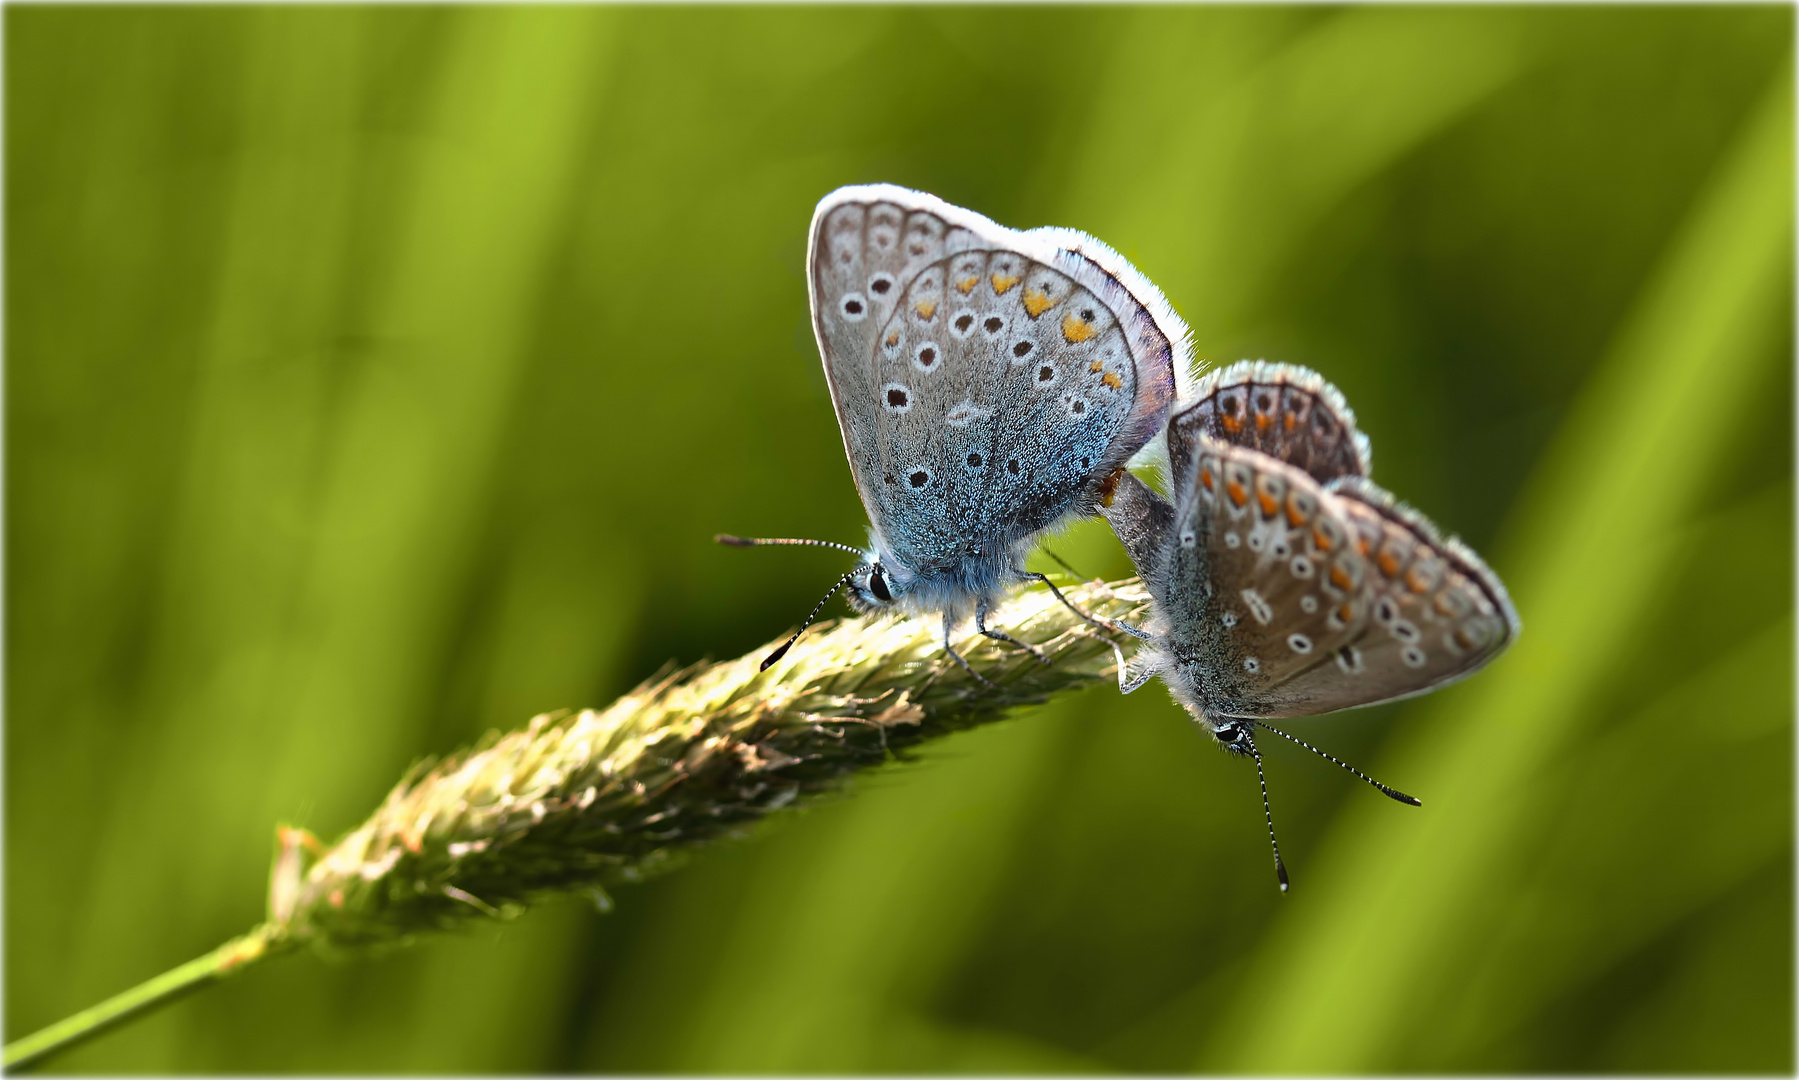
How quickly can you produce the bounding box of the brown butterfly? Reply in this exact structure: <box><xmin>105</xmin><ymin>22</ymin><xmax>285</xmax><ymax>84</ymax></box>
<box><xmin>1103</xmin><ymin>362</ymin><xmax>1519</xmax><ymax>890</ymax></box>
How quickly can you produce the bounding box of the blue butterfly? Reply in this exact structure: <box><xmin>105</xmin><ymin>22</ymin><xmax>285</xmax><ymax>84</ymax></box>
<box><xmin>723</xmin><ymin>185</ymin><xmax>1194</xmax><ymax>680</ymax></box>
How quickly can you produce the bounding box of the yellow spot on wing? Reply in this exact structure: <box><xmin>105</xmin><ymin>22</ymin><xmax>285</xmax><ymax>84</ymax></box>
<box><xmin>885</xmin><ymin>331</ymin><xmax>899</xmax><ymax>347</ymax></box>
<box><xmin>1061</xmin><ymin>313</ymin><xmax>1097</xmax><ymax>342</ymax></box>
<box><xmin>991</xmin><ymin>273</ymin><xmax>1021</xmax><ymax>294</ymax></box>
<box><xmin>1022</xmin><ymin>288</ymin><xmax>1055</xmax><ymax>317</ymax></box>
<box><xmin>955</xmin><ymin>276</ymin><xmax>979</xmax><ymax>294</ymax></box>
<box><xmin>1090</xmin><ymin>360</ymin><xmax>1105</xmax><ymax>372</ymax></box>
<box><xmin>914</xmin><ymin>300</ymin><xmax>937</xmax><ymax>319</ymax></box>
<box><xmin>1102</xmin><ymin>371</ymin><xmax>1123</xmax><ymax>389</ymax></box>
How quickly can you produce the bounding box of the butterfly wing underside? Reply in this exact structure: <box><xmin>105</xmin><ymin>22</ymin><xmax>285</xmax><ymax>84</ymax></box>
<box><xmin>1164</xmin><ymin>435</ymin><xmax>1517</xmax><ymax>718</ymax></box>
<box><xmin>1170</xmin><ymin>361</ymin><xmax>1371</xmax><ymax>490</ymax></box>
<box><xmin>810</xmin><ymin>186</ymin><xmax>1182</xmax><ymax>568</ymax></box>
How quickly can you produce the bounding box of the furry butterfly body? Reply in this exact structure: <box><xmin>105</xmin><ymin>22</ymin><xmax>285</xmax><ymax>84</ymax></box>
<box><xmin>727</xmin><ymin>185</ymin><xmax>1195</xmax><ymax>676</ymax></box>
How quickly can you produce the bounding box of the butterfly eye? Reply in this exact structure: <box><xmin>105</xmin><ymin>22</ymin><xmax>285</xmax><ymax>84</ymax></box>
<box><xmin>868</xmin><ymin>567</ymin><xmax>893</xmax><ymax>603</ymax></box>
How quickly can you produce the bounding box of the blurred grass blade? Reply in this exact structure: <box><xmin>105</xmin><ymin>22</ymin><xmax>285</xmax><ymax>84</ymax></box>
<box><xmin>1066</xmin><ymin>6</ymin><xmax>1529</xmax><ymax>337</ymax></box>
<box><xmin>1208</xmin><ymin>59</ymin><xmax>1792</xmax><ymax>1072</ymax></box>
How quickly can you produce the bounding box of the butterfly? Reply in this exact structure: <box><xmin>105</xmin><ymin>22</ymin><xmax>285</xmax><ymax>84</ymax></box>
<box><xmin>1102</xmin><ymin>361</ymin><xmax>1520</xmax><ymax>888</ymax></box>
<box><xmin>723</xmin><ymin>184</ymin><xmax>1194</xmax><ymax>681</ymax></box>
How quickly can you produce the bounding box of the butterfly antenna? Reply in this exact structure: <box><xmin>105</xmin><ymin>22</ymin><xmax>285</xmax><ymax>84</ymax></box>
<box><xmin>1246</xmin><ymin>720</ymin><xmax>1421</xmax><ymax>806</ymax></box>
<box><xmin>1245</xmin><ymin>731</ymin><xmax>1290</xmax><ymax>893</ymax></box>
<box><xmin>715</xmin><ymin>534</ymin><xmax>866</xmax><ymax>558</ymax></box>
<box><xmin>759</xmin><ymin>568</ymin><xmax>863</xmax><ymax>671</ymax></box>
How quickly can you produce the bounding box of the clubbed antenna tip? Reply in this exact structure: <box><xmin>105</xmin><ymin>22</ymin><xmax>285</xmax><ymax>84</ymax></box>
<box><xmin>1247</xmin><ymin>720</ymin><xmax>1421</xmax><ymax>807</ymax></box>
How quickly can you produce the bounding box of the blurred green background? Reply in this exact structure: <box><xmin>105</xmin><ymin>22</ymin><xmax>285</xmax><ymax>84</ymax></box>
<box><xmin>7</xmin><ymin>5</ymin><xmax>1792</xmax><ymax>1073</ymax></box>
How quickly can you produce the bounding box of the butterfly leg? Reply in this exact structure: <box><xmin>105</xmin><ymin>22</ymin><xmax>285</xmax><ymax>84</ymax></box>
<box><xmin>1021</xmin><ymin>571</ymin><xmax>1153</xmax><ymax>641</ymax></box>
<box><xmin>1021</xmin><ymin>569</ymin><xmax>1157</xmax><ymax>645</ymax></box>
<box><xmin>976</xmin><ymin>596</ymin><xmax>1049</xmax><ymax>664</ymax></box>
<box><xmin>1115</xmin><ymin>646</ymin><xmax>1157</xmax><ymax>694</ymax></box>
<box><xmin>1111</xmin><ymin>619</ymin><xmax>1155</xmax><ymax>642</ymax></box>
<box><xmin>1092</xmin><ymin>628</ymin><xmax>1158</xmax><ymax>693</ymax></box>
<box><xmin>941</xmin><ymin>611</ymin><xmax>997</xmax><ymax>690</ymax></box>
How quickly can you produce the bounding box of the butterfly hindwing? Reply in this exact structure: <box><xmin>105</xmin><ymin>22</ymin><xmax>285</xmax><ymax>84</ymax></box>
<box><xmin>1151</xmin><ymin>432</ymin><xmax>1518</xmax><ymax>719</ymax></box>
<box><xmin>810</xmin><ymin>186</ymin><xmax>1186</xmax><ymax>575</ymax></box>
<box><xmin>1246</xmin><ymin>476</ymin><xmax>1518</xmax><ymax>715</ymax></box>
<box><xmin>1171</xmin><ymin>361</ymin><xmax>1371</xmax><ymax>491</ymax></box>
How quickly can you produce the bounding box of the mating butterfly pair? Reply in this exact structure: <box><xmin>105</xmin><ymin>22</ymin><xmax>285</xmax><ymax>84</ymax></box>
<box><xmin>722</xmin><ymin>186</ymin><xmax>1519</xmax><ymax>890</ymax></box>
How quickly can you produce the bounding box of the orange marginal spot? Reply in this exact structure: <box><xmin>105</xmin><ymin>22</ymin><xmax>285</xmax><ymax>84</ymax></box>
<box><xmin>1090</xmin><ymin>360</ymin><xmax>1105</xmax><ymax>372</ymax></box>
<box><xmin>1406</xmin><ymin>566</ymin><xmax>1433</xmax><ymax>594</ymax></box>
<box><xmin>992</xmin><ymin>273</ymin><xmax>1021</xmax><ymax>294</ymax></box>
<box><xmin>1200</xmin><ymin>467</ymin><xmax>1214</xmax><ymax>491</ymax></box>
<box><xmin>885</xmin><ymin>331</ymin><xmax>900</xmax><ymax>347</ymax></box>
<box><xmin>1257</xmin><ymin>491</ymin><xmax>1279</xmax><ymax>517</ymax></box>
<box><xmin>1098</xmin><ymin>466</ymin><xmax>1126</xmax><ymax>507</ymax></box>
<box><xmin>1312</xmin><ymin>526</ymin><xmax>1334</xmax><ymax>551</ymax></box>
<box><xmin>1285</xmin><ymin>499</ymin><xmax>1307</xmax><ymax>527</ymax></box>
<box><xmin>1226</xmin><ymin>480</ymin><xmax>1248</xmax><ymax>508</ymax></box>
<box><xmin>955</xmin><ymin>275</ymin><xmax>979</xmax><ymax>294</ymax></box>
<box><xmin>1454</xmin><ymin>624</ymin><xmax>1484</xmax><ymax>650</ymax></box>
<box><xmin>1434</xmin><ymin>592</ymin><xmax>1459</xmax><ymax>617</ymax></box>
<box><xmin>1329</xmin><ymin>563</ymin><xmax>1353</xmax><ymax>590</ymax></box>
<box><xmin>1284</xmin><ymin>412</ymin><xmax>1297</xmax><ymax>432</ymax></box>
<box><xmin>1356</xmin><ymin>537</ymin><xmax>1371</xmax><ymax>556</ymax></box>
<box><xmin>1255</xmin><ymin>413</ymin><xmax>1272</xmax><ymax>432</ymax></box>
<box><xmin>914</xmin><ymin>300</ymin><xmax>937</xmax><ymax>320</ymax></box>
<box><xmin>1221</xmin><ymin>414</ymin><xmax>1243</xmax><ymax>434</ymax></box>
<box><xmin>1022</xmin><ymin>288</ymin><xmax>1056</xmax><ymax>317</ymax></box>
<box><xmin>1102</xmin><ymin>371</ymin><xmax>1123</xmax><ymax>389</ymax></box>
<box><xmin>1377</xmin><ymin>549</ymin><xmax>1402</xmax><ymax>578</ymax></box>
<box><xmin>1061</xmin><ymin>313</ymin><xmax>1097</xmax><ymax>343</ymax></box>
<box><xmin>1339</xmin><ymin>602</ymin><xmax>1356</xmax><ymax>623</ymax></box>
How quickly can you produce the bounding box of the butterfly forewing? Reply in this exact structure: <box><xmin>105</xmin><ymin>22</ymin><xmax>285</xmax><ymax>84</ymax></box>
<box><xmin>813</xmin><ymin>199</ymin><xmax>970</xmax><ymax>537</ymax></box>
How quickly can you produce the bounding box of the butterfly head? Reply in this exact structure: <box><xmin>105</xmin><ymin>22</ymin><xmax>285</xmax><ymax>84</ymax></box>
<box><xmin>845</xmin><ymin>561</ymin><xmax>902</xmax><ymax>612</ymax></box>
<box><xmin>1209</xmin><ymin>718</ymin><xmax>1257</xmax><ymax>757</ymax></box>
